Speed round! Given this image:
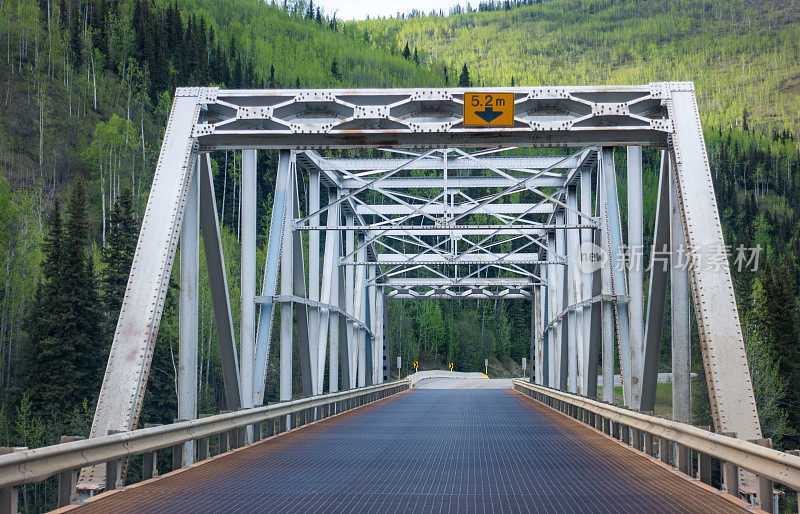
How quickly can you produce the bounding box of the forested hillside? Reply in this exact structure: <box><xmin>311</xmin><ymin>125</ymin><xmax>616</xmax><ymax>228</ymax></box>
<box><xmin>361</xmin><ymin>0</ymin><xmax>800</xmax><ymax>134</ymax></box>
<box><xmin>1</xmin><ymin>0</ymin><xmax>800</xmax><ymax>509</ymax></box>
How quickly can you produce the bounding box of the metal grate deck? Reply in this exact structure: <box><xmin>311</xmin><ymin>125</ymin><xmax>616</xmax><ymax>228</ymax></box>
<box><xmin>72</xmin><ymin>389</ymin><xmax>743</xmax><ymax>513</ymax></box>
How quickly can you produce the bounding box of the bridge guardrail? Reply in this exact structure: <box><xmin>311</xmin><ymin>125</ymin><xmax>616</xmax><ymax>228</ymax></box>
<box><xmin>0</xmin><ymin>379</ymin><xmax>410</xmax><ymax>510</ymax></box>
<box><xmin>513</xmin><ymin>379</ymin><xmax>800</xmax><ymax>511</ymax></box>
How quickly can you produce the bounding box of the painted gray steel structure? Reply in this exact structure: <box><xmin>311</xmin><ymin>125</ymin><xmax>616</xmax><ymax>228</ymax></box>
<box><xmin>80</xmin><ymin>83</ymin><xmax>761</xmax><ymax>489</ymax></box>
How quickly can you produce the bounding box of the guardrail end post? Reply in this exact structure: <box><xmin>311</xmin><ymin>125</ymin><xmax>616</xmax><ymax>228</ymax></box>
<box><xmin>0</xmin><ymin>447</ymin><xmax>27</xmax><ymax>513</ymax></box>
<box><xmin>749</xmin><ymin>438</ymin><xmax>774</xmax><ymax>513</ymax></box>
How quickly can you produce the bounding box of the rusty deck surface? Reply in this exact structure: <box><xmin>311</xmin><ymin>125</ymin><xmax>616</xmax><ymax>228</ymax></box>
<box><xmin>72</xmin><ymin>389</ymin><xmax>743</xmax><ymax>513</ymax></box>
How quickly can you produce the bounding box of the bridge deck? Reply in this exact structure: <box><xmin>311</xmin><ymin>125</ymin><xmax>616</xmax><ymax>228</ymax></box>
<box><xmin>72</xmin><ymin>389</ymin><xmax>742</xmax><ymax>513</ymax></box>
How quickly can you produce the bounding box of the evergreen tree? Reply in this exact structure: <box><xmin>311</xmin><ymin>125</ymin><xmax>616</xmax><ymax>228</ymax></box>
<box><xmin>413</xmin><ymin>47</ymin><xmax>419</xmax><ymax>65</ymax></box>
<box><xmin>756</xmin><ymin>261</ymin><xmax>800</xmax><ymax>447</ymax></box>
<box><xmin>402</xmin><ymin>42</ymin><xmax>411</xmax><ymax>60</ymax></box>
<box><xmin>61</xmin><ymin>180</ymin><xmax>104</xmax><ymax>406</ymax></box>
<box><xmin>268</xmin><ymin>65</ymin><xmax>276</xmax><ymax>88</ymax></box>
<box><xmin>331</xmin><ymin>58</ymin><xmax>340</xmax><ymax>80</ymax></box>
<box><xmin>23</xmin><ymin>201</ymin><xmax>73</xmax><ymax>414</ymax></box>
<box><xmin>458</xmin><ymin>64</ymin><xmax>471</xmax><ymax>87</ymax></box>
<box><xmin>101</xmin><ymin>188</ymin><xmax>138</xmax><ymax>337</ymax></box>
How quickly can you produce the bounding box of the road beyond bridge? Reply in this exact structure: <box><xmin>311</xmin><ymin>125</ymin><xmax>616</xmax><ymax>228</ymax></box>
<box><xmin>69</xmin><ymin>383</ymin><xmax>744</xmax><ymax>513</ymax></box>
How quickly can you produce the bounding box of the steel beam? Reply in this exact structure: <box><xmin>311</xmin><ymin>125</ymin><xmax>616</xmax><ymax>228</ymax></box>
<box><xmin>666</xmin><ymin>85</ymin><xmax>760</xmax><ymax>439</ymax></box>
<box><xmin>670</xmin><ymin>154</ymin><xmax>691</xmax><ymax>423</ymax></box>
<box><xmin>580</xmin><ymin>168</ymin><xmax>594</xmax><ymax>395</ymax></box>
<box><xmin>198</xmin><ymin>155</ymin><xmax>241</xmax><ymax>411</ymax></box>
<box><xmin>240</xmin><ymin>150</ymin><xmax>256</xmax><ymax>422</ymax></box>
<box><xmin>254</xmin><ymin>150</ymin><xmax>291</xmax><ymax>405</ymax></box>
<box><xmin>627</xmin><ymin>146</ymin><xmax>644</xmax><ymax>405</ymax></box>
<box><xmin>640</xmin><ymin>152</ymin><xmax>671</xmax><ymax>412</ymax></box>
<box><xmin>178</xmin><ymin>161</ymin><xmax>199</xmax><ymax>465</ymax></box>
<box><xmin>82</xmin><ymin>90</ymin><xmax>202</xmax><ymax>489</ymax></box>
<box><xmin>601</xmin><ymin>147</ymin><xmax>637</xmax><ymax>407</ymax></box>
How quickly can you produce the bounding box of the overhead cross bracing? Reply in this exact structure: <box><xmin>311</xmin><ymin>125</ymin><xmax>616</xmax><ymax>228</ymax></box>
<box><xmin>295</xmin><ymin>146</ymin><xmax>596</xmax><ymax>302</ymax></box>
<box><xmin>79</xmin><ymin>83</ymin><xmax>762</xmax><ymax>492</ymax></box>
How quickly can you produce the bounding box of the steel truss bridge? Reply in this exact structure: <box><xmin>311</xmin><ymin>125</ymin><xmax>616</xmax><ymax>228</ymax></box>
<box><xmin>2</xmin><ymin>83</ymin><xmax>799</xmax><ymax>513</ymax></box>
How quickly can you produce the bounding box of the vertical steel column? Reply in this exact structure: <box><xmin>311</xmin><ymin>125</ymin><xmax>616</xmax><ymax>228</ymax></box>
<box><xmin>555</xmin><ymin>212</ymin><xmax>568</xmax><ymax>390</ymax></box>
<box><xmin>627</xmin><ymin>146</ymin><xmax>645</xmax><ymax>405</ymax></box>
<box><xmin>240</xmin><ymin>150</ymin><xmax>256</xmax><ymax>421</ymax></box>
<box><xmin>344</xmin><ymin>215</ymin><xmax>356</xmax><ymax>388</ymax></box>
<box><xmin>318</xmin><ymin>190</ymin><xmax>340</xmax><ymax>394</ymax></box>
<box><xmin>368</xmin><ymin>266</ymin><xmax>377</xmax><ymax>384</ymax></box>
<box><xmin>580</xmin><ymin>169</ymin><xmax>593</xmax><ymax>394</ymax></box>
<box><xmin>308</xmin><ymin>169</ymin><xmax>321</xmax><ymax>393</ymax></box>
<box><xmin>598</xmin><ymin>172</ymin><xmax>615</xmax><ymax>404</ymax></box>
<box><xmin>566</xmin><ymin>187</ymin><xmax>582</xmax><ymax>393</ymax></box>
<box><xmin>355</xmin><ymin>234</ymin><xmax>367</xmax><ymax>387</ymax></box>
<box><xmin>279</xmin><ymin>158</ymin><xmax>294</xmax><ymax>404</ymax></box>
<box><xmin>641</xmin><ymin>151</ymin><xmax>671</xmax><ymax>412</ymax></box>
<box><xmin>670</xmin><ymin>153</ymin><xmax>691</xmax><ymax>422</ymax></box>
<box><xmin>531</xmin><ymin>286</ymin><xmax>538</xmax><ymax>383</ymax></box>
<box><xmin>540</xmin><ymin>282</ymin><xmax>549</xmax><ymax>386</ymax></box>
<box><xmin>601</xmin><ymin>147</ymin><xmax>636</xmax><ymax>407</ymax></box>
<box><xmin>376</xmin><ymin>285</ymin><xmax>385</xmax><ymax>384</ymax></box>
<box><xmin>291</xmin><ymin>165</ymin><xmax>313</xmax><ymax>398</ymax></box>
<box><xmin>253</xmin><ymin>151</ymin><xmax>291</xmax><ymax>405</ymax></box>
<box><xmin>546</xmin><ymin>234</ymin><xmax>557</xmax><ymax>387</ymax></box>
<box><xmin>198</xmin><ymin>154</ymin><xmax>241</xmax><ymax>411</ymax></box>
<box><xmin>337</xmin><ymin>254</ymin><xmax>351</xmax><ymax>390</ymax></box>
<box><xmin>178</xmin><ymin>160</ymin><xmax>199</xmax><ymax>465</ymax></box>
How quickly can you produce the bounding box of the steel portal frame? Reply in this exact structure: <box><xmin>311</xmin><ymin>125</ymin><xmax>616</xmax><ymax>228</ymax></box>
<box><xmin>80</xmin><ymin>83</ymin><xmax>761</xmax><ymax>489</ymax></box>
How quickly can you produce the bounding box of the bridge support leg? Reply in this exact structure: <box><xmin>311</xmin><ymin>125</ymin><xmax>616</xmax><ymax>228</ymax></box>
<box><xmin>580</xmin><ymin>169</ymin><xmax>594</xmax><ymax>395</ymax></box>
<box><xmin>240</xmin><ymin>149</ymin><xmax>256</xmax><ymax>443</ymax></box>
<box><xmin>601</xmin><ymin>147</ymin><xmax>636</xmax><ymax>407</ymax></box>
<box><xmin>355</xmin><ymin>235</ymin><xmax>367</xmax><ymax>387</ymax></box>
<box><xmin>598</xmin><ymin>174</ymin><xmax>614</xmax><ymax>404</ymax></box>
<box><xmin>320</xmin><ymin>190</ymin><xmax>341</xmax><ymax>393</ymax></box>
<box><xmin>308</xmin><ymin>169</ymin><xmax>321</xmax><ymax>394</ymax></box>
<box><xmin>344</xmin><ymin>215</ymin><xmax>356</xmax><ymax>389</ymax></box>
<box><xmin>627</xmin><ymin>147</ymin><xmax>644</xmax><ymax>405</ymax></box>
<box><xmin>254</xmin><ymin>150</ymin><xmax>291</xmax><ymax>405</ymax></box>
<box><xmin>178</xmin><ymin>160</ymin><xmax>199</xmax><ymax>466</ymax></box>
<box><xmin>566</xmin><ymin>186</ymin><xmax>582</xmax><ymax>394</ymax></box>
<box><xmin>641</xmin><ymin>152</ymin><xmax>670</xmax><ymax>412</ymax></box>
<box><xmin>280</xmin><ymin>155</ymin><xmax>295</xmax><ymax>407</ymax></box>
<box><xmin>670</xmin><ymin>156</ymin><xmax>691</xmax><ymax>423</ymax></box>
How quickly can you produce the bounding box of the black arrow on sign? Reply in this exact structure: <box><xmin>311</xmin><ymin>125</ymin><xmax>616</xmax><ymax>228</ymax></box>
<box><xmin>475</xmin><ymin>107</ymin><xmax>503</xmax><ymax>123</ymax></box>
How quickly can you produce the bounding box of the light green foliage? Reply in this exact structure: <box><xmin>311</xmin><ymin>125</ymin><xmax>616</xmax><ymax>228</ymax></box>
<box><xmin>360</xmin><ymin>0</ymin><xmax>800</xmax><ymax>134</ymax></box>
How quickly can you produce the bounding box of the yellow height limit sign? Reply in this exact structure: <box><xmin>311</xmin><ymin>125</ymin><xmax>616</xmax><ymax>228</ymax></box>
<box><xmin>463</xmin><ymin>92</ymin><xmax>515</xmax><ymax>127</ymax></box>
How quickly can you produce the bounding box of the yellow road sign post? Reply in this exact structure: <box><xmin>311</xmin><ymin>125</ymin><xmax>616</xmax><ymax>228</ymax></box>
<box><xmin>463</xmin><ymin>92</ymin><xmax>514</xmax><ymax>127</ymax></box>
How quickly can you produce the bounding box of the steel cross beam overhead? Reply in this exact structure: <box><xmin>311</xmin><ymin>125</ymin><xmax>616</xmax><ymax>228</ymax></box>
<box><xmin>81</xmin><ymin>83</ymin><xmax>761</xmax><ymax>492</ymax></box>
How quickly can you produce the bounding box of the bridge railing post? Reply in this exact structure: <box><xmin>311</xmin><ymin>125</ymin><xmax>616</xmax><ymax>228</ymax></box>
<box><xmin>105</xmin><ymin>430</ymin><xmax>126</xmax><ymax>490</ymax></box>
<box><xmin>659</xmin><ymin>435</ymin><xmax>671</xmax><ymax>466</ymax></box>
<box><xmin>749</xmin><ymin>438</ymin><xmax>775</xmax><ymax>513</ymax></box>
<box><xmin>140</xmin><ymin>425</ymin><xmax>162</xmax><ymax>480</ymax></box>
<box><xmin>0</xmin><ymin>447</ymin><xmax>26</xmax><ymax>513</ymax></box>
<box><xmin>171</xmin><ymin>419</ymin><xmax>189</xmax><ymax>470</ymax></box>
<box><xmin>695</xmin><ymin>426</ymin><xmax>712</xmax><ymax>485</ymax></box>
<box><xmin>787</xmin><ymin>450</ymin><xmax>800</xmax><ymax>513</ymax></box>
<box><xmin>57</xmin><ymin>436</ymin><xmax>84</xmax><ymax>507</ymax></box>
<box><xmin>720</xmin><ymin>432</ymin><xmax>739</xmax><ymax>497</ymax></box>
